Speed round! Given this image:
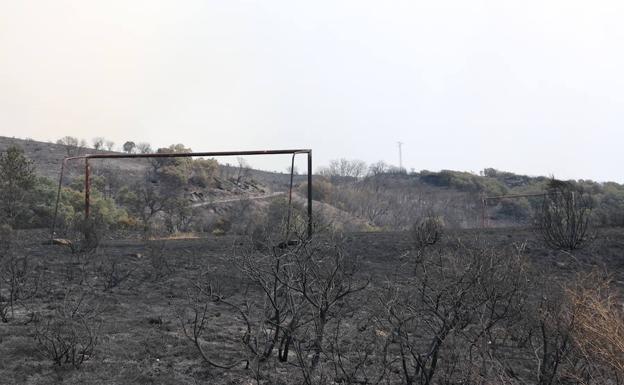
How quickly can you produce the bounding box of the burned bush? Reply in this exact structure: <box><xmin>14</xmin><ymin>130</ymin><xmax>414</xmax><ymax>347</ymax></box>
<box><xmin>410</xmin><ymin>214</ymin><xmax>444</xmax><ymax>250</ymax></box>
<box><xmin>233</xmin><ymin>230</ymin><xmax>369</xmax><ymax>384</ymax></box>
<box><xmin>0</xmin><ymin>254</ymin><xmax>40</xmax><ymax>323</ymax></box>
<box><xmin>177</xmin><ymin>277</ymin><xmax>245</xmax><ymax>371</ymax></box>
<box><xmin>95</xmin><ymin>253</ymin><xmax>137</xmax><ymax>292</ymax></box>
<box><xmin>379</xmin><ymin>243</ymin><xmax>529</xmax><ymax>385</ymax></box>
<box><xmin>34</xmin><ymin>291</ymin><xmax>101</xmax><ymax>369</ymax></box>
<box><xmin>536</xmin><ymin>179</ymin><xmax>595</xmax><ymax>250</ymax></box>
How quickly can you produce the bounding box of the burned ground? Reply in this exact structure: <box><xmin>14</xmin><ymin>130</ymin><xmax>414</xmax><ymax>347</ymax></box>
<box><xmin>1</xmin><ymin>227</ymin><xmax>623</xmax><ymax>384</ymax></box>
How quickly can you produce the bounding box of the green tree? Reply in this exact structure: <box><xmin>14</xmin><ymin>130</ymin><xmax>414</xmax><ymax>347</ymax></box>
<box><xmin>0</xmin><ymin>146</ymin><xmax>36</xmax><ymax>226</ymax></box>
<box><xmin>190</xmin><ymin>158</ymin><xmax>218</xmax><ymax>188</ymax></box>
<box><xmin>118</xmin><ymin>144</ymin><xmax>219</xmax><ymax>234</ymax></box>
<box><xmin>118</xmin><ymin>183</ymin><xmax>166</xmax><ymax>233</ymax></box>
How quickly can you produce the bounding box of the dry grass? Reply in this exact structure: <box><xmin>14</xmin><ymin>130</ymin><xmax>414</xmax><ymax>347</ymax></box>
<box><xmin>149</xmin><ymin>232</ymin><xmax>201</xmax><ymax>241</ymax></box>
<box><xmin>567</xmin><ymin>272</ymin><xmax>624</xmax><ymax>376</ymax></box>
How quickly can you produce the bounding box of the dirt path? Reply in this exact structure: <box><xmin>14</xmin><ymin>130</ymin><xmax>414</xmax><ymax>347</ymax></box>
<box><xmin>190</xmin><ymin>191</ymin><xmax>285</xmax><ymax>207</ymax></box>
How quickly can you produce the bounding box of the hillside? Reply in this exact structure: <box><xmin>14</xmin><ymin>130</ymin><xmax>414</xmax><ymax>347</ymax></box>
<box><xmin>0</xmin><ymin>136</ymin><xmax>372</xmax><ymax>233</ymax></box>
<box><xmin>3</xmin><ymin>135</ymin><xmax>624</xmax><ymax>231</ymax></box>
<box><xmin>0</xmin><ymin>136</ymin><xmax>305</xmax><ymax>191</ymax></box>
<box><xmin>310</xmin><ymin>170</ymin><xmax>624</xmax><ymax>229</ymax></box>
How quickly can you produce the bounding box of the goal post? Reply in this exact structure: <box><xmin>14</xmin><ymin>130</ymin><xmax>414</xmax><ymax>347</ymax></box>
<box><xmin>52</xmin><ymin>149</ymin><xmax>313</xmax><ymax>239</ymax></box>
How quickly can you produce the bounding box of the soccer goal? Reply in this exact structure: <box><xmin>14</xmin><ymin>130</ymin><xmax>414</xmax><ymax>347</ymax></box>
<box><xmin>51</xmin><ymin>149</ymin><xmax>313</xmax><ymax>238</ymax></box>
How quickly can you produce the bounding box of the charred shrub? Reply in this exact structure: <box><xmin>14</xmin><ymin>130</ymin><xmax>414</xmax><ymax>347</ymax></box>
<box><xmin>145</xmin><ymin>240</ymin><xmax>174</xmax><ymax>281</ymax></box>
<box><xmin>95</xmin><ymin>254</ymin><xmax>137</xmax><ymax>291</ymax></box>
<box><xmin>34</xmin><ymin>291</ymin><xmax>101</xmax><ymax>369</ymax></box>
<box><xmin>410</xmin><ymin>215</ymin><xmax>444</xmax><ymax>249</ymax></box>
<box><xmin>0</xmin><ymin>254</ymin><xmax>40</xmax><ymax>323</ymax></box>
<box><xmin>177</xmin><ymin>278</ymin><xmax>244</xmax><ymax>371</ymax></box>
<box><xmin>536</xmin><ymin>179</ymin><xmax>595</xmax><ymax>250</ymax></box>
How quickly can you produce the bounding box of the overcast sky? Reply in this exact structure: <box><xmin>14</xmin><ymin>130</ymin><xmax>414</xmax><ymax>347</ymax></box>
<box><xmin>1</xmin><ymin>0</ymin><xmax>623</xmax><ymax>181</ymax></box>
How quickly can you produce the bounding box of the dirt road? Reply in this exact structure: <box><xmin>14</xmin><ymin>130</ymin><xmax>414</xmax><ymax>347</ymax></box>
<box><xmin>190</xmin><ymin>191</ymin><xmax>285</xmax><ymax>208</ymax></box>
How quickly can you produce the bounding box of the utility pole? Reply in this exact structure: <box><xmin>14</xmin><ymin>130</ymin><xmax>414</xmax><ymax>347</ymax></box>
<box><xmin>397</xmin><ymin>141</ymin><xmax>403</xmax><ymax>171</ymax></box>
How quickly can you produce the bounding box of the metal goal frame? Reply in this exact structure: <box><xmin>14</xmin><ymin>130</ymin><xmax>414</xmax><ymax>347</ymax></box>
<box><xmin>52</xmin><ymin>149</ymin><xmax>313</xmax><ymax>238</ymax></box>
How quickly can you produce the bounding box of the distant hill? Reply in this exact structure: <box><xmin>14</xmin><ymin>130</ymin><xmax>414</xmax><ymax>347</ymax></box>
<box><xmin>0</xmin><ymin>136</ymin><xmax>149</xmax><ymax>182</ymax></box>
<box><xmin>0</xmin><ymin>136</ymin><xmax>80</xmax><ymax>179</ymax></box>
<box><xmin>0</xmin><ymin>135</ymin><xmax>304</xmax><ymax>190</ymax></box>
<box><xmin>2</xmin><ymin>135</ymin><xmax>623</xmax><ymax>230</ymax></box>
<box><xmin>0</xmin><ymin>136</ymin><xmax>373</xmax><ymax>232</ymax></box>
<box><xmin>314</xmin><ymin>169</ymin><xmax>624</xmax><ymax>229</ymax></box>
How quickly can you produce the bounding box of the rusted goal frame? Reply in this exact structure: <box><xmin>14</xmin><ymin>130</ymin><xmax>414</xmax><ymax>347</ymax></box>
<box><xmin>51</xmin><ymin>149</ymin><xmax>313</xmax><ymax>238</ymax></box>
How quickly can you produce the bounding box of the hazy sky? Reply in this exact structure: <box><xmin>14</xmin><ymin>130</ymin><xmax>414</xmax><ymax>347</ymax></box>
<box><xmin>1</xmin><ymin>1</ymin><xmax>623</xmax><ymax>181</ymax></box>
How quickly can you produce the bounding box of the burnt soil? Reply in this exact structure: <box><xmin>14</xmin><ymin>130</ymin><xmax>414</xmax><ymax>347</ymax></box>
<box><xmin>1</xmin><ymin>227</ymin><xmax>623</xmax><ymax>384</ymax></box>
